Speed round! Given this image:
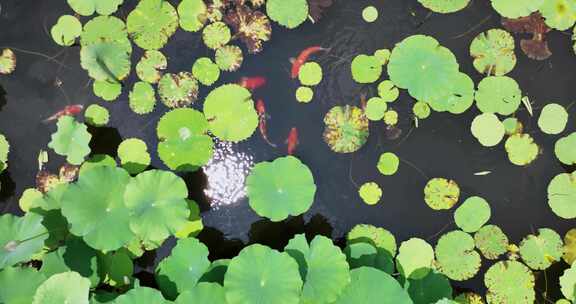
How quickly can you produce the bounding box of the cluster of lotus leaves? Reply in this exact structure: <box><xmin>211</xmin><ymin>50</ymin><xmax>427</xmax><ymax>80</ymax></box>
<box><xmin>266</xmin><ymin>0</ymin><xmax>309</xmax><ymax>29</ymax></box>
<box><xmin>48</xmin><ymin>116</ymin><xmax>92</xmax><ymax>165</ymax></box>
<box><xmin>323</xmin><ymin>105</ymin><xmax>369</xmax><ymax>153</ymax></box>
<box><xmin>417</xmin><ymin>0</ymin><xmax>470</xmax><ymax>13</ymax></box>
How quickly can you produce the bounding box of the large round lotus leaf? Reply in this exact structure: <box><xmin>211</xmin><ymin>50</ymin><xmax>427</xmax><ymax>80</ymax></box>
<box><xmin>474</xmin><ymin>76</ymin><xmax>522</xmax><ymax>115</ymax></box>
<box><xmin>418</xmin><ymin>0</ymin><xmax>470</xmax><ymax>13</ymax></box>
<box><xmin>555</xmin><ymin>133</ymin><xmax>576</xmax><ymax>165</ymax></box>
<box><xmin>266</xmin><ymin>0</ymin><xmax>308</xmax><ymax>29</ymax></box>
<box><xmin>344</xmin><ymin>242</ymin><xmax>394</xmax><ymax>273</ymax></box>
<box><xmin>40</xmin><ymin>237</ymin><xmax>100</xmax><ymax>287</ymax></box>
<box><xmin>202</xmin><ymin>22</ymin><xmax>231</xmax><ymax>49</ymax></box>
<box><xmin>428</xmin><ymin>72</ymin><xmax>475</xmax><ymax>114</ymax></box>
<box><xmin>365</xmin><ymin>97</ymin><xmax>388</xmax><ymax>121</ymax></box>
<box><xmin>136</xmin><ymin>50</ymin><xmax>167</xmax><ymax>84</ymax></box>
<box><xmin>377</xmin><ymin>152</ymin><xmax>400</xmax><ymax>176</ymax></box>
<box><xmin>284</xmin><ymin>234</ymin><xmax>350</xmax><ymax>304</ymax></box>
<box><xmin>334</xmin><ymin>267</ymin><xmax>412</xmax><ymax>304</ymax></box>
<box><xmin>484</xmin><ymin>261</ymin><xmax>535</xmax><ymax>304</ymax></box>
<box><xmin>323</xmin><ymin>105</ymin><xmax>369</xmax><ymax>153</ymax></box>
<box><xmin>474</xmin><ymin>225</ymin><xmax>509</xmax><ymax>260</ymax></box>
<box><xmin>246</xmin><ymin>156</ymin><xmax>316</xmax><ymax>221</ymax></box>
<box><xmin>51</xmin><ymin>15</ymin><xmax>82</xmax><ymax>46</ymax></box>
<box><xmin>80</xmin><ymin>16</ymin><xmax>130</xmax><ymax>51</ymax></box>
<box><xmin>192</xmin><ymin>57</ymin><xmax>220</xmax><ymax>86</ymax></box>
<box><xmin>178</xmin><ymin>0</ymin><xmax>207</xmax><ymax>32</ymax></box>
<box><xmin>203</xmin><ymin>84</ymin><xmax>258</xmax><ymax>142</ymax></box>
<box><xmin>436</xmin><ymin>230</ymin><xmax>481</xmax><ymax>281</ymax></box>
<box><xmin>505</xmin><ymin>134</ymin><xmax>539</xmax><ymax>166</ymax></box>
<box><xmin>0</xmin><ymin>49</ymin><xmax>16</xmax><ymax>75</ymax></box>
<box><xmin>224</xmin><ymin>244</ymin><xmax>303</xmax><ymax>304</ymax></box>
<box><xmin>564</xmin><ymin>229</ymin><xmax>576</xmax><ymax>265</ymax></box>
<box><xmin>298</xmin><ymin>62</ymin><xmax>323</xmax><ymax>86</ymax></box>
<box><xmin>85</xmin><ymin>104</ymin><xmax>109</xmax><ymax>127</ymax></box>
<box><xmin>80</xmin><ymin>42</ymin><xmax>131</xmax><ymax>82</ymax></box>
<box><xmin>540</xmin><ymin>0</ymin><xmax>576</xmax><ymax>30</ymax></box>
<box><xmin>490</xmin><ymin>0</ymin><xmax>543</xmax><ymax>18</ymax></box>
<box><xmin>424</xmin><ymin>177</ymin><xmax>460</xmax><ymax>210</ymax></box>
<box><xmin>0</xmin><ymin>213</ymin><xmax>47</xmax><ymax>268</ymax></box>
<box><xmin>519</xmin><ymin>228</ymin><xmax>563</xmax><ymax>270</ymax></box>
<box><xmin>362</xmin><ymin>6</ymin><xmax>378</xmax><ymax>22</ymax></box>
<box><xmin>351</xmin><ymin>55</ymin><xmax>382</xmax><ymax>84</ymax></box>
<box><xmin>0</xmin><ymin>266</ymin><xmax>46</xmax><ymax>304</ymax></box>
<box><xmin>454</xmin><ymin>196</ymin><xmax>491</xmax><ymax>233</ymax></box>
<box><xmin>388</xmin><ymin>35</ymin><xmax>460</xmax><ymax>102</ymax></box>
<box><xmin>215</xmin><ymin>45</ymin><xmax>244</xmax><ymax>72</ymax></box>
<box><xmin>67</xmin><ymin>0</ymin><xmax>123</xmax><ymax>16</ymax></box>
<box><xmin>48</xmin><ymin>116</ymin><xmax>91</xmax><ymax>165</ymax></box>
<box><xmin>560</xmin><ymin>262</ymin><xmax>576</xmax><ymax>301</ymax></box>
<box><xmin>61</xmin><ymin>166</ymin><xmax>134</xmax><ymax>252</ymax></box>
<box><xmin>79</xmin><ymin>154</ymin><xmax>116</xmax><ymax>175</ymax></box>
<box><xmin>175</xmin><ymin>283</ymin><xmax>226</xmax><ymax>304</ymax></box>
<box><xmin>93</xmin><ymin>80</ymin><xmax>122</xmax><ymax>101</ymax></box>
<box><xmin>124</xmin><ymin>170</ymin><xmax>190</xmax><ymax>246</ymax></box>
<box><xmin>396</xmin><ymin>238</ymin><xmax>434</xmax><ymax>279</ymax></box>
<box><xmin>129</xmin><ymin>81</ymin><xmax>156</xmax><ymax>115</ymax></box>
<box><xmin>406</xmin><ymin>270</ymin><xmax>452</xmax><ymax>304</ymax></box>
<box><xmin>470</xmin><ymin>29</ymin><xmax>516</xmax><ymax>76</ymax></box>
<box><xmin>112</xmin><ymin>286</ymin><xmax>168</xmax><ymax>304</ymax></box>
<box><xmin>126</xmin><ymin>0</ymin><xmax>178</xmax><ymax>50</ymax></box>
<box><xmin>32</xmin><ymin>272</ymin><xmax>90</xmax><ymax>304</ymax></box>
<box><xmin>538</xmin><ymin>103</ymin><xmax>568</xmax><ymax>135</ymax></box>
<box><xmin>548</xmin><ymin>172</ymin><xmax>576</xmax><ymax>219</ymax></box>
<box><xmin>157</xmin><ymin>108</ymin><xmax>214</xmax><ymax>171</ymax></box>
<box><xmin>158</xmin><ymin>72</ymin><xmax>199</xmax><ymax>108</ymax></box>
<box><xmin>471</xmin><ymin>113</ymin><xmax>505</xmax><ymax>147</ymax></box>
<box><xmin>0</xmin><ymin>133</ymin><xmax>9</xmax><ymax>172</ymax></box>
<box><xmin>348</xmin><ymin>224</ymin><xmax>397</xmax><ymax>256</ymax></box>
<box><xmin>359</xmin><ymin>182</ymin><xmax>382</xmax><ymax>205</ymax></box>
<box><xmin>296</xmin><ymin>86</ymin><xmax>314</xmax><ymax>103</ymax></box>
<box><xmin>156</xmin><ymin>238</ymin><xmax>210</xmax><ymax>299</ymax></box>
<box><xmin>117</xmin><ymin>138</ymin><xmax>150</xmax><ymax>174</ymax></box>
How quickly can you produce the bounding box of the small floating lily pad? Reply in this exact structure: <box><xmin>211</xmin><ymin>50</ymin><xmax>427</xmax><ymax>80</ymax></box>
<box><xmin>424</xmin><ymin>178</ymin><xmax>460</xmax><ymax>210</ymax></box>
<box><xmin>298</xmin><ymin>62</ymin><xmax>323</xmax><ymax>86</ymax></box>
<box><xmin>296</xmin><ymin>86</ymin><xmax>314</xmax><ymax>103</ymax></box>
<box><xmin>126</xmin><ymin>0</ymin><xmax>179</xmax><ymax>50</ymax></box>
<box><xmin>84</xmin><ymin>104</ymin><xmax>109</xmax><ymax>127</ymax></box>
<box><xmin>323</xmin><ymin>105</ymin><xmax>369</xmax><ymax>153</ymax></box>
<box><xmin>362</xmin><ymin>6</ymin><xmax>379</xmax><ymax>22</ymax></box>
<box><xmin>396</xmin><ymin>238</ymin><xmax>435</xmax><ymax>279</ymax></box>
<box><xmin>117</xmin><ymin>138</ymin><xmax>150</xmax><ymax>174</ymax></box>
<box><xmin>547</xmin><ymin>172</ymin><xmax>576</xmax><ymax>219</ymax></box>
<box><xmin>136</xmin><ymin>50</ymin><xmax>167</xmax><ymax>84</ymax></box>
<box><xmin>538</xmin><ymin>103</ymin><xmax>568</xmax><ymax>135</ymax></box>
<box><xmin>377</xmin><ymin>152</ymin><xmax>399</xmax><ymax>176</ymax></box>
<box><xmin>158</xmin><ymin>72</ymin><xmax>199</xmax><ymax>108</ymax></box>
<box><xmin>490</xmin><ymin>0</ymin><xmax>543</xmax><ymax>18</ymax></box>
<box><xmin>48</xmin><ymin>116</ymin><xmax>92</xmax><ymax>165</ymax></box>
<box><xmin>564</xmin><ymin>229</ymin><xmax>576</xmax><ymax>265</ymax></box>
<box><xmin>93</xmin><ymin>80</ymin><xmax>122</xmax><ymax>101</ymax></box>
<box><xmin>359</xmin><ymin>182</ymin><xmax>382</xmax><ymax>205</ymax></box>
<box><xmin>519</xmin><ymin>228</ymin><xmax>563</xmax><ymax>270</ymax></box>
<box><xmin>505</xmin><ymin>133</ymin><xmax>539</xmax><ymax>166</ymax></box>
<box><xmin>413</xmin><ymin>101</ymin><xmax>431</xmax><ymax>119</ymax></box>
<box><xmin>351</xmin><ymin>55</ymin><xmax>382</xmax><ymax>84</ymax></box>
<box><xmin>454</xmin><ymin>196</ymin><xmax>491</xmax><ymax>233</ymax></box>
<box><xmin>266</xmin><ymin>0</ymin><xmax>309</xmax><ymax>29</ymax></box>
<box><xmin>365</xmin><ymin>97</ymin><xmax>388</xmax><ymax>121</ymax></box>
<box><xmin>561</xmin><ymin>263</ymin><xmax>576</xmax><ymax>301</ymax></box>
<box><xmin>51</xmin><ymin>15</ymin><xmax>82</xmax><ymax>46</ymax></box>
<box><xmin>418</xmin><ymin>0</ymin><xmax>470</xmax><ymax>13</ymax></box>
<box><xmin>470</xmin><ymin>29</ymin><xmax>516</xmax><ymax>76</ymax></box>
<box><xmin>377</xmin><ymin>80</ymin><xmax>400</xmax><ymax>102</ymax></box>
<box><xmin>555</xmin><ymin>132</ymin><xmax>576</xmax><ymax>165</ymax></box>
<box><xmin>484</xmin><ymin>261</ymin><xmax>535</xmax><ymax>304</ymax></box>
<box><xmin>475</xmin><ymin>76</ymin><xmax>522</xmax><ymax>115</ymax></box>
<box><xmin>129</xmin><ymin>81</ymin><xmax>156</xmax><ymax>115</ymax></box>
<box><xmin>374</xmin><ymin>49</ymin><xmax>391</xmax><ymax>65</ymax></box>
<box><xmin>471</xmin><ymin>113</ymin><xmax>505</xmax><ymax>147</ymax></box>
<box><xmin>192</xmin><ymin>57</ymin><xmax>220</xmax><ymax>86</ymax></box>
<box><xmin>0</xmin><ymin>49</ymin><xmax>16</xmax><ymax>75</ymax></box>
<box><xmin>474</xmin><ymin>224</ymin><xmax>509</xmax><ymax>259</ymax></box>
<box><xmin>503</xmin><ymin>117</ymin><xmax>523</xmax><ymax>135</ymax></box>
<box><xmin>177</xmin><ymin>0</ymin><xmax>207</xmax><ymax>32</ymax></box>
<box><xmin>215</xmin><ymin>45</ymin><xmax>244</xmax><ymax>72</ymax></box>
<box><xmin>202</xmin><ymin>22</ymin><xmax>231</xmax><ymax>50</ymax></box>
<box><xmin>435</xmin><ymin>230</ymin><xmax>481</xmax><ymax>281</ymax></box>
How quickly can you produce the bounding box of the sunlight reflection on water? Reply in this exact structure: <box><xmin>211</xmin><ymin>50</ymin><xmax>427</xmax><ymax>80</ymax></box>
<box><xmin>203</xmin><ymin>140</ymin><xmax>254</xmax><ymax>209</ymax></box>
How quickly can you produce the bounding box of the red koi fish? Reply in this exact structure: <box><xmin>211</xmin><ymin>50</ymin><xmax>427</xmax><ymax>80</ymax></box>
<box><xmin>43</xmin><ymin>104</ymin><xmax>84</xmax><ymax>123</ymax></box>
<box><xmin>256</xmin><ymin>99</ymin><xmax>276</xmax><ymax>147</ymax></box>
<box><xmin>290</xmin><ymin>46</ymin><xmax>329</xmax><ymax>78</ymax></box>
<box><xmin>239</xmin><ymin>76</ymin><xmax>267</xmax><ymax>91</ymax></box>
<box><xmin>286</xmin><ymin>127</ymin><xmax>299</xmax><ymax>155</ymax></box>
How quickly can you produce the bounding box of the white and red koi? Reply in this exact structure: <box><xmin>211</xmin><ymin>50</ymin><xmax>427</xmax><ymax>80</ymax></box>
<box><xmin>290</xmin><ymin>46</ymin><xmax>329</xmax><ymax>78</ymax></box>
<box><xmin>286</xmin><ymin>127</ymin><xmax>299</xmax><ymax>155</ymax></box>
<box><xmin>43</xmin><ymin>104</ymin><xmax>84</xmax><ymax>123</ymax></box>
<box><xmin>256</xmin><ymin>99</ymin><xmax>276</xmax><ymax>147</ymax></box>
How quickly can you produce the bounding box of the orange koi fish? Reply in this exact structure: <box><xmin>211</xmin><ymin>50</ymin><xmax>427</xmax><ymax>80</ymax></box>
<box><xmin>256</xmin><ymin>99</ymin><xmax>276</xmax><ymax>147</ymax></box>
<box><xmin>286</xmin><ymin>127</ymin><xmax>299</xmax><ymax>155</ymax></box>
<box><xmin>43</xmin><ymin>104</ymin><xmax>84</xmax><ymax>123</ymax></box>
<box><xmin>239</xmin><ymin>76</ymin><xmax>267</xmax><ymax>91</ymax></box>
<box><xmin>290</xmin><ymin>46</ymin><xmax>329</xmax><ymax>78</ymax></box>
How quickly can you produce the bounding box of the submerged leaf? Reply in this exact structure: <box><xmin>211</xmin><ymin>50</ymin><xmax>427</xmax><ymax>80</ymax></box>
<box><xmin>323</xmin><ymin>105</ymin><xmax>369</xmax><ymax>153</ymax></box>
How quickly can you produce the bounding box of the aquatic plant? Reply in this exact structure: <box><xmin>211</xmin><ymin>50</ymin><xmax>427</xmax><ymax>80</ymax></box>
<box><xmin>308</xmin><ymin>0</ymin><xmax>334</xmax><ymax>23</ymax></box>
<box><xmin>175</xmin><ymin>283</ymin><xmax>226</xmax><ymax>304</ymax></box>
<box><xmin>266</xmin><ymin>0</ymin><xmax>309</xmax><ymax>29</ymax></box>
<box><xmin>435</xmin><ymin>230</ymin><xmax>481</xmax><ymax>281</ymax></box>
<box><xmin>112</xmin><ymin>286</ymin><xmax>168</xmax><ymax>304</ymax></box>
<box><xmin>335</xmin><ymin>267</ymin><xmax>412</xmax><ymax>304</ymax></box>
<box><xmin>202</xmin><ymin>22</ymin><xmax>232</xmax><ymax>50</ymax></box>
<box><xmin>296</xmin><ymin>86</ymin><xmax>314</xmax><ymax>103</ymax></box>
<box><xmin>0</xmin><ymin>213</ymin><xmax>47</xmax><ymax>268</ymax></box>
<box><xmin>347</xmin><ymin>224</ymin><xmax>397</xmax><ymax>257</ymax></box>
<box><xmin>0</xmin><ymin>49</ymin><xmax>16</xmax><ymax>75</ymax></box>
<box><xmin>474</xmin><ymin>76</ymin><xmax>521</xmax><ymax>115</ymax></box>
<box><xmin>560</xmin><ymin>262</ymin><xmax>576</xmax><ymax>301</ymax></box>
<box><xmin>351</xmin><ymin>54</ymin><xmax>382</xmax><ymax>84</ymax></box>
<box><xmin>51</xmin><ymin>15</ymin><xmax>82</xmax><ymax>47</ymax></box>
<box><xmin>490</xmin><ymin>0</ymin><xmax>543</xmax><ymax>18</ymax></box>
<box><xmin>503</xmin><ymin>117</ymin><xmax>523</xmax><ymax>135</ymax></box>
<box><xmin>178</xmin><ymin>0</ymin><xmax>208</xmax><ymax>32</ymax></box>
<box><xmin>136</xmin><ymin>50</ymin><xmax>167</xmax><ymax>84</ymax></box>
<box><xmin>484</xmin><ymin>261</ymin><xmax>535</xmax><ymax>303</ymax></box>
<box><xmin>158</xmin><ymin>72</ymin><xmax>199</xmax><ymax>108</ymax></box>
<box><xmin>129</xmin><ymin>81</ymin><xmax>157</xmax><ymax>115</ymax></box>
<box><xmin>563</xmin><ymin>229</ymin><xmax>576</xmax><ymax>265</ymax></box>
<box><xmin>215</xmin><ymin>45</ymin><xmax>244</xmax><ymax>72</ymax></box>
<box><xmin>474</xmin><ymin>225</ymin><xmax>509</xmax><ymax>260</ymax></box>
<box><xmin>540</xmin><ymin>0</ymin><xmax>576</xmax><ymax>30</ymax></box>
<box><xmin>224</xmin><ymin>5</ymin><xmax>272</xmax><ymax>54</ymax></box>
<box><xmin>423</xmin><ymin>178</ymin><xmax>460</xmax><ymax>210</ymax></box>
<box><xmin>358</xmin><ymin>182</ymin><xmax>382</xmax><ymax>205</ymax></box>
<box><xmin>547</xmin><ymin>172</ymin><xmax>576</xmax><ymax>219</ymax></box>
<box><xmin>84</xmin><ymin>104</ymin><xmax>109</xmax><ymax>127</ymax></box>
<box><xmin>406</xmin><ymin>271</ymin><xmax>452</xmax><ymax>304</ymax></box>
<box><xmin>377</xmin><ymin>80</ymin><xmax>399</xmax><ymax>102</ymax></box>
<box><xmin>48</xmin><ymin>116</ymin><xmax>92</xmax><ymax>165</ymax></box>
<box><xmin>32</xmin><ymin>271</ymin><xmax>90</xmax><ymax>304</ymax></box>
<box><xmin>502</xmin><ymin>13</ymin><xmax>552</xmax><ymax>60</ymax></box>
<box><xmin>538</xmin><ymin>103</ymin><xmax>568</xmax><ymax>135</ymax></box>
<box><xmin>418</xmin><ymin>0</ymin><xmax>470</xmax><ymax>13</ymax></box>
<box><xmin>555</xmin><ymin>132</ymin><xmax>576</xmax><ymax>165</ymax></box>
<box><xmin>323</xmin><ymin>105</ymin><xmax>369</xmax><ymax>153</ymax></box>
<box><xmin>80</xmin><ymin>42</ymin><xmax>131</xmax><ymax>82</ymax></box>
<box><xmin>126</xmin><ymin>0</ymin><xmax>179</xmax><ymax>50</ymax></box>
<box><xmin>67</xmin><ymin>0</ymin><xmax>123</xmax><ymax>16</ymax></box>
<box><xmin>470</xmin><ymin>113</ymin><xmax>505</xmax><ymax>147</ymax></box>
<box><xmin>192</xmin><ymin>57</ymin><xmax>220</xmax><ymax>86</ymax></box>
<box><xmin>365</xmin><ymin>97</ymin><xmax>388</xmax><ymax>121</ymax></box>
<box><xmin>470</xmin><ymin>29</ymin><xmax>516</xmax><ymax>76</ymax></box>
<box><xmin>0</xmin><ymin>266</ymin><xmax>46</xmax><ymax>304</ymax></box>
<box><xmin>413</xmin><ymin>101</ymin><xmax>431</xmax><ymax>119</ymax></box>
<box><xmin>454</xmin><ymin>196</ymin><xmax>491</xmax><ymax>233</ymax></box>
<box><xmin>377</xmin><ymin>152</ymin><xmax>399</xmax><ymax>176</ymax></box>
<box><xmin>504</xmin><ymin>133</ymin><xmax>539</xmax><ymax>166</ymax></box>
<box><xmin>396</xmin><ymin>238</ymin><xmax>434</xmax><ymax>279</ymax></box>
<box><xmin>298</xmin><ymin>62</ymin><xmax>323</xmax><ymax>86</ymax></box>
<box><xmin>384</xmin><ymin>110</ymin><xmax>399</xmax><ymax>126</ymax></box>
<box><xmin>362</xmin><ymin>6</ymin><xmax>379</xmax><ymax>23</ymax></box>
<box><xmin>519</xmin><ymin>228</ymin><xmax>563</xmax><ymax>270</ymax></box>
<box><xmin>117</xmin><ymin>138</ymin><xmax>151</xmax><ymax>174</ymax></box>
<box><xmin>80</xmin><ymin>16</ymin><xmax>131</xmax><ymax>50</ymax></box>
<box><xmin>93</xmin><ymin>80</ymin><xmax>121</xmax><ymax>101</ymax></box>
<box><xmin>0</xmin><ymin>134</ymin><xmax>9</xmax><ymax>172</ymax></box>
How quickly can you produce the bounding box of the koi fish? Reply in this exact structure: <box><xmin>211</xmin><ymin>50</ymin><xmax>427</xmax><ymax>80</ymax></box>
<box><xmin>42</xmin><ymin>104</ymin><xmax>84</xmax><ymax>123</ymax></box>
<box><xmin>239</xmin><ymin>76</ymin><xmax>267</xmax><ymax>91</ymax></box>
<box><xmin>286</xmin><ymin>127</ymin><xmax>299</xmax><ymax>155</ymax></box>
<box><xmin>474</xmin><ymin>171</ymin><xmax>492</xmax><ymax>176</ymax></box>
<box><xmin>290</xmin><ymin>46</ymin><xmax>329</xmax><ymax>78</ymax></box>
<box><xmin>256</xmin><ymin>99</ymin><xmax>276</xmax><ymax>147</ymax></box>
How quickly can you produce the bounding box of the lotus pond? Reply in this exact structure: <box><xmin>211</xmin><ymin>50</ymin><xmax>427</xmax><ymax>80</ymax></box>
<box><xmin>1</xmin><ymin>0</ymin><xmax>576</xmax><ymax>303</ymax></box>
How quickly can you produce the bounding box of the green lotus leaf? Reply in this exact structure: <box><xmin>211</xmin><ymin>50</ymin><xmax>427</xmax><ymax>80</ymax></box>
<box><xmin>156</xmin><ymin>238</ymin><xmax>210</xmax><ymax>299</ymax></box>
<box><xmin>98</xmin><ymin>248</ymin><xmax>133</xmax><ymax>286</ymax></box>
<box><xmin>374</xmin><ymin>49</ymin><xmax>391</xmax><ymax>65</ymax></box>
<box><xmin>48</xmin><ymin>116</ymin><xmax>92</xmax><ymax>165</ymax></box>
<box><xmin>540</xmin><ymin>0</ymin><xmax>576</xmax><ymax>30</ymax></box>
<box><xmin>557</xmin><ymin>299</ymin><xmax>572</xmax><ymax>304</ymax></box>
<box><xmin>80</xmin><ymin>42</ymin><xmax>130</xmax><ymax>82</ymax></box>
<box><xmin>377</xmin><ymin>152</ymin><xmax>400</xmax><ymax>176</ymax></box>
<box><xmin>215</xmin><ymin>45</ymin><xmax>244</xmax><ymax>72</ymax></box>
<box><xmin>18</xmin><ymin>188</ymin><xmax>43</xmax><ymax>212</ymax></box>
<box><xmin>470</xmin><ymin>29</ymin><xmax>516</xmax><ymax>76</ymax></box>
<box><xmin>124</xmin><ymin>170</ymin><xmax>190</xmax><ymax>246</ymax></box>
<box><xmin>129</xmin><ymin>81</ymin><xmax>156</xmax><ymax>115</ymax></box>
<box><xmin>0</xmin><ymin>266</ymin><xmax>46</xmax><ymax>304</ymax></box>
<box><xmin>192</xmin><ymin>57</ymin><xmax>220</xmax><ymax>86</ymax></box>
<box><xmin>203</xmin><ymin>84</ymin><xmax>258</xmax><ymax>142</ymax></box>
<box><xmin>61</xmin><ymin>166</ymin><xmax>134</xmax><ymax>252</ymax></box>
<box><xmin>136</xmin><ymin>50</ymin><xmax>167</xmax><ymax>84</ymax></box>
<box><xmin>178</xmin><ymin>0</ymin><xmax>207</xmax><ymax>32</ymax></box>
<box><xmin>67</xmin><ymin>0</ymin><xmax>123</xmax><ymax>16</ymax></box>
<box><xmin>284</xmin><ymin>234</ymin><xmax>351</xmax><ymax>304</ymax></box>
<box><xmin>351</xmin><ymin>54</ymin><xmax>382</xmax><ymax>84</ymax></box>
<box><xmin>224</xmin><ymin>244</ymin><xmax>303</xmax><ymax>304</ymax></box>
<box><xmin>396</xmin><ymin>238</ymin><xmax>434</xmax><ymax>279</ymax></box>
<box><xmin>93</xmin><ymin>80</ymin><xmax>122</xmax><ymax>101</ymax></box>
<box><xmin>199</xmin><ymin>259</ymin><xmax>230</xmax><ymax>285</ymax></box>
<box><xmin>79</xmin><ymin>154</ymin><xmax>116</xmax><ymax>175</ymax></box>
<box><xmin>51</xmin><ymin>15</ymin><xmax>82</xmax><ymax>46</ymax></box>
<box><xmin>484</xmin><ymin>261</ymin><xmax>535</xmax><ymax>304</ymax></box>
<box><xmin>413</xmin><ymin>101</ymin><xmax>431</xmax><ymax>119</ymax></box>
<box><xmin>538</xmin><ymin>103</ymin><xmax>568</xmax><ymax>135</ymax></box>
<box><xmin>246</xmin><ymin>156</ymin><xmax>316</xmax><ymax>221</ymax></box>
<box><xmin>383</xmin><ymin>110</ymin><xmax>398</xmax><ymax>126</ymax></box>
<box><xmin>564</xmin><ymin>229</ymin><xmax>576</xmax><ymax>265</ymax></box>
<box><xmin>296</xmin><ymin>86</ymin><xmax>314</xmax><ymax>103</ymax></box>
<box><xmin>0</xmin><ymin>133</ymin><xmax>9</xmax><ymax>172</ymax></box>
<box><xmin>454</xmin><ymin>292</ymin><xmax>484</xmax><ymax>304</ymax></box>
<box><xmin>158</xmin><ymin>72</ymin><xmax>199</xmax><ymax>108</ymax></box>
<box><xmin>428</xmin><ymin>72</ymin><xmax>475</xmax><ymax>114</ymax></box>
<box><xmin>505</xmin><ymin>133</ymin><xmax>539</xmax><ymax>166</ymax></box>
<box><xmin>334</xmin><ymin>267</ymin><xmax>412</xmax><ymax>304</ymax></box>
<box><xmin>365</xmin><ymin>97</ymin><xmax>387</xmax><ymax>121</ymax></box>
<box><xmin>85</xmin><ymin>104</ymin><xmax>109</xmax><ymax>127</ymax></box>
<box><xmin>157</xmin><ymin>108</ymin><xmax>214</xmax><ymax>171</ymax></box>
<box><xmin>32</xmin><ymin>271</ymin><xmax>90</xmax><ymax>304</ymax></box>
<box><xmin>266</xmin><ymin>0</ymin><xmax>308</xmax><ymax>29</ymax></box>
<box><xmin>405</xmin><ymin>270</ymin><xmax>452</xmax><ymax>304</ymax></box>
<box><xmin>299</xmin><ymin>62</ymin><xmax>323</xmax><ymax>86</ymax></box>
<box><xmin>490</xmin><ymin>0</ymin><xmax>543</xmax><ymax>18</ymax></box>
<box><xmin>547</xmin><ymin>172</ymin><xmax>576</xmax><ymax>219</ymax></box>
<box><xmin>323</xmin><ymin>105</ymin><xmax>369</xmax><ymax>153</ymax></box>
<box><xmin>175</xmin><ymin>283</ymin><xmax>226</xmax><ymax>304</ymax></box>
<box><xmin>377</xmin><ymin>80</ymin><xmax>400</xmax><ymax>102</ymax></box>
<box><xmin>436</xmin><ymin>230</ymin><xmax>481</xmax><ymax>281</ymax></box>
<box><xmin>0</xmin><ymin>213</ymin><xmax>48</xmax><ymax>269</ymax></box>
<box><xmin>174</xmin><ymin>199</ymin><xmax>203</xmax><ymax>239</ymax></box>
<box><xmin>40</xmin><ymin>237</ymin><xmax>100</xmax><ymax>287</ymax></box>
<box><xmin>28</xmin><ymin>183</ymin><xmax>68</xmax><ymax>212</ymax></box>
<box><xmin>388</xmin><ymin>35</ymin><xmax>460</xmax><ymax>102</ymax></box>
<box><xmin>560</xmin><ymin>262</ymin><xmax>576</xmax><ymax>301</ymax></box>
<box><xmin>474</xmin><ymin>225</ymin><xmax>509</xmax><ymax>260</ymax></box>
<box><xmin>126</xmin><ymin>0</ymin><xmax>178</xmax><ymax>50</ymax></box>
<box><xmin>424</xmin><ymin>177</ymin><xmax>460</xmax><ymax>210</ymax></box>
<box><xmin>471</xmin><ymin>113</ymin><xmax>505</xmax><ymax>147</ymax></box>
<box><xmin>519</xmin><ymin>228</ymin><xmax>562</xmax><ymax>270</ymax></box>
<box><xmin>454</xmin><ymin>196</ymin><xmax>491</xmax><ymax>233</ymax></box>
<box><xmin>347</xmin><ymin>224</ymin><xmax>397</xmax><ymax>256</ymax></box>
<box><xmin>0</xmin><ymin>48</ymin><xmax>15</xmax><ymax>75</ymax></box>
<box><xmin>202</xmin><ymin>22</ymin><xmax>231</xmax><ymax>50</ymax></box>
<box><xmin>474</xmin><ymin>76</ymin><xmax>521</xmax><ymax>115</ymax></box>
<box><xmin>117</xmin><ymin>138</ymin><xmax>150</xmax><ymax>174</ymax></box>
<box><xmin>503</xmin><ymin>117</ymin><xmax>523</xmax><ymax>135</ymax></box>
<box><xmin>80</xmin><ymin>16</ymin><xmax>131</xmax><ymax>51</ymax></box>
<box><xmin>111</xmin><ymin>286</ymin><xmax>168</xmax><ymax>304</ymax></box>
<box><xmin>362</xmin><ymin>6</ymin><xmax>379</xmax><ymax>22</ymax></box>
<box><xmin>359</xmin><ymin>182</ymin><xmax>382</xmax><ymax>205</ymax></box>
<box><xmin>555</xmin><ymin>132</ymin><xmax>576</xmax><ymax>165</ymax></box>
<box><xmin>418</xmin><ymin>0</ymin><xmax>470</xmax><ymax>13</ymax></box>
<box><xmin>344</xmin><ymin>242</ymin><xmax>394</xmax><ymax>274</ymax></box>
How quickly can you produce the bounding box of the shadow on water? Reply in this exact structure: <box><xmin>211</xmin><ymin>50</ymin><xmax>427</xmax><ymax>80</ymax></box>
<box><xmin>0</xmin><ymin>85</ymin><xmax>6</xmax><ymax>112</ymax></box>
<box><xmin>181</xmin><ymin>169</ymin><xmax>211</xmax><ymax>212</ymax></box>
<box><xmin>87</xmin><ymin>126</ymin><xmax>122</xmax><ymax>157</ymax></box>
<box><xmin>0</xmin><ymin>170</ymin><xmax>15</xmax><ymax>210</ymax></box>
